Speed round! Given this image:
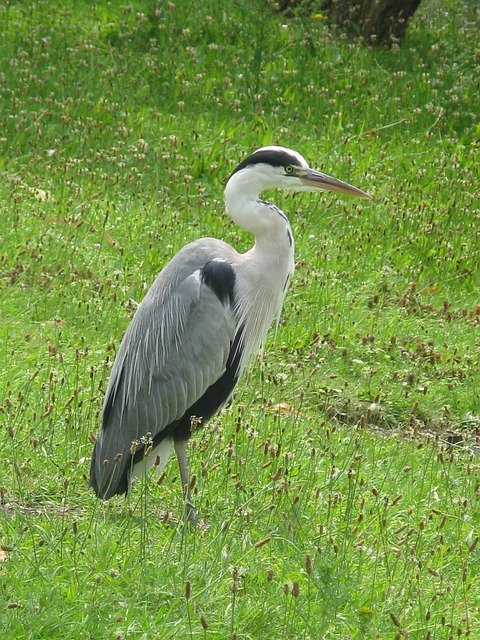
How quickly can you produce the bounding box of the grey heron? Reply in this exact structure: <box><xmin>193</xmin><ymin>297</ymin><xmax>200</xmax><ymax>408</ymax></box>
<box><xmin>90</xmin><ymin>146</ymin><xmax>370</xmax><ymax>523</ymax></box>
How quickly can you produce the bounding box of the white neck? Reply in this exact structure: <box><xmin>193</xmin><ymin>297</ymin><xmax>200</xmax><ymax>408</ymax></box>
<box><xmin>223</xmin><ymin>169</ymin><xmax>295</xmax><ymax>367</ymax></box>
<box><xmin>224</xmin><ymin>170</ymin><xmax>293</xmax><ymax>246</ymax></box>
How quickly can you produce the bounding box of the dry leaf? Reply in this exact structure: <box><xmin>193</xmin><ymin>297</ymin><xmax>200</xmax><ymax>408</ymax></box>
<box><xmin>0</xmin><ymin>548</ymin><xmax>9</xmax><ymax>563</ymax></box>
<box><xmin>272</xmin><ymin>402</ymin><xmax>301</xmax><ymax>417</ymax></box>
<box><xmin>103</xmin><ymin>232</ymin><xmax>116</xmax><ymax>246</ymax></box>
<box><xmin>425</xmin><ymin>285</ymin><xmax>442</xmax><ymax>294</ymax></box>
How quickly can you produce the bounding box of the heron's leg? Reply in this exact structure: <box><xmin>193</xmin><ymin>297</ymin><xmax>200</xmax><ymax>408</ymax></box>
<box><xmin>174</xmin><ymin>439</ymin><xmax>197</xmax><ymax>526</ymax></box>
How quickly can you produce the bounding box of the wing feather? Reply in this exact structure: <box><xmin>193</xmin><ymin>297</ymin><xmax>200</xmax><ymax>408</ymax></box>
<box><xmin>91</xmin><ymin>245</ymin><xmax>239</xmax><ymax>498</ymax></box>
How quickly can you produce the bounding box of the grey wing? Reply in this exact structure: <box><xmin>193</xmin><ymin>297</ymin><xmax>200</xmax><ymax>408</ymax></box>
<box><xmin>91</xmin><ymin>259</ymin><xmax>238</xmax><ymax>498</ymax></box>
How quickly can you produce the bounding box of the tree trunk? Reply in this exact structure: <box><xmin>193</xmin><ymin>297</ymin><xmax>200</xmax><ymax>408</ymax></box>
<box><xmin>320</xmin><ymin>0</ymin><xmax>422</xmax><ymax>45</ymax></box>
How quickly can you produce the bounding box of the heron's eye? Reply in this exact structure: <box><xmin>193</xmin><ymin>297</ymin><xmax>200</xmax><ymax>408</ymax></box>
<box><xmin>285</xmin><ymin>165</ymin><xmax>295</xmax><ymax>174</ymax></box>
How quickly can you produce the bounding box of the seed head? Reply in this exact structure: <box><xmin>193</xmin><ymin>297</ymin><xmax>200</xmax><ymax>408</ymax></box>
<box><xmin>305</xmin><ymin>554</ymin><xmax>312</xmax><ymax>575</ymax></box>
<box><xmin>130</xmin><ymin>440</ymin><xmax>139</xmax><ymax>455</ymax></box>
<box><xmin>254</xmin><ymin>536</ymin><xmax>271</xmax><ymax>549</ymax></box>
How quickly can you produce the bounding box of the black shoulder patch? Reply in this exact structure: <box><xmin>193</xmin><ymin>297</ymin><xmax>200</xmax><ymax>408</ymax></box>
<box><xmin>201</xmin><ymin>260</ymin><xmax>236</xmax><ymax>306</ymax></box>
<box><xmin>229</xmin><ymin>149</ymin><xmax>302</xmax><ymax>178</ymax></box>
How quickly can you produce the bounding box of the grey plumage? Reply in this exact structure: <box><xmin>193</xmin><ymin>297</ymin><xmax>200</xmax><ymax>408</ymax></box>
<box><xmin>91</xmin><ymin>239</ymin><xmax>239</xmax><ymax>498</ymax></box>
<box><xmin>90</xmin><ymin>146</ymin><xmax>370</xmax><ymax>522</ymax></box>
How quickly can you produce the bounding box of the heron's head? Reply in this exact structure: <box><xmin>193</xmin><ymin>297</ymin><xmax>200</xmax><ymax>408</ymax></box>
<box><xmin>227</xmin><ymin>145</ymin><xmax>370</xmax><ymax>199</ymax></box>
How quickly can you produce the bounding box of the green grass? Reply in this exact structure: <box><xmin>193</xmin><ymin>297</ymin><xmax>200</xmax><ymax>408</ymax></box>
<box><xmin>1</xmin><ymin>0</ymin><xmax>479</xmax><ymax>637</ymax></box>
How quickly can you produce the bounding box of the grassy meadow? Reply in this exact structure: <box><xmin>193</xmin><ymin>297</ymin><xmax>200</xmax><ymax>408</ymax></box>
<box><xmin>1</xmin><ymin>0</ymin><xmax>479</xmax><ymax>637</ymax></box>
